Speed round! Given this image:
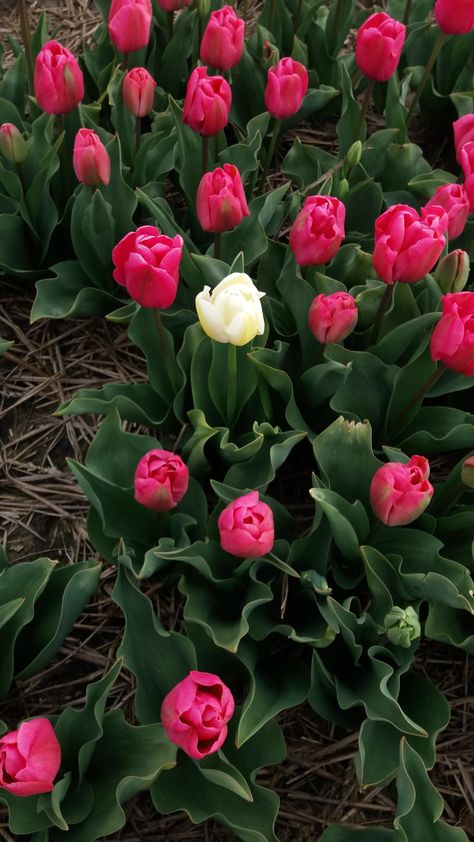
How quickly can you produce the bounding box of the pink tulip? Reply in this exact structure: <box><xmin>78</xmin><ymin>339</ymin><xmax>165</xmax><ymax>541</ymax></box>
<box><xmin>435</xmin><ymin>0</ymin><xmax>474</xmax><ymax>35</ymax></box>
<box><xmin>218</xmin><ymin>491</ymin><xmax>274</xmax><ymax>558</ymax></box>
<box><xmin>425</xmin><ymin>184</ymin><xmax>470</xmax><ymax>240</ymax></box>
<box><xmin>373</xmin><ymin>204</ymin><xmax>448</xmax><ymax>285</ymax></box>
<box><xmin>34</xmin><ymin>40</ymin><xmax>84</xmax><ymax>115</ymax></box>
<box><xmin>289</xmin><ymin>195</ymin><xmax>345</xmax><ymax>267</ymax></box>
<box><xmin>196</xmin><ymin>164</ymin><xmax>249</xmax><ymax>233</ymax></box>
<box><xmin>453</xmin><ymin>114</ymin><xmax>474</xmax><ymax>164</ymax></box>
<box><xmin>73</xmin><ymin>129</ymin><xmax>111</xmax><ymax>187</ymax></box>
<box><xmin>355</xmin><ymin>12</ymin><xmax>406</xmax><ymax>82</ymax></box>
<box><xmin>183</xmin><ymin>66</ymin><xmax>231</xmax><ymax>137</ymax></box>
<box><xmin>134</xmin><ymin>449</ymin><xmax>189</xmax><ymax>511</ymax></box>
<box><xmin>264</xmin><ymin>57</ymin><xmax>308</xmax><ymax>120</ymax></box>
<box><xmin>0</xmin><ymin>718</ymin><xmax>61</xmax><ymax>796</ymax></box>
<box><xmin>308</xmin><ymin>292</ymin><xmax>358</xmax><ymax>344</ymax></box>
<box><xmin>462</xmin><ymin>456</ymin><xmax>474</xmax><ymax>488</ymax></box>
<box><xmin>161</xmin><ymin>671</ymin><xmax>235</xmax><ymax>759</ymax></box>
<box><xmin>460</xmin><ymin>141</ymin><xmax>474</xmax><ymax>211</ymax></box>
<box><xmin>430</xmin><ymin>291</ymin><xmax>474</xmax><ymax>376</ymax></box>
<box><xmin>112</xmin><ymin>225</ymin><xmax>183</xmax><ymax>308</ymax></box>
<box><xmin>108</xmin><ymin>0</ymin><xmax>152</xmax><ymax>53</ymax></box>
<box><xmin>370</xmin><ymin>456</ymin><xmax>434</xmax><ymax>526</ymax></box>
<box><xmin>123</xmin><ymin>67</ymin><xmax>156</xmax><ymax>117</ymax></box>
<box><xmin>200</xmin><ymin>6</ymin><xmax>245</xmax><ymax>72</ymax></box>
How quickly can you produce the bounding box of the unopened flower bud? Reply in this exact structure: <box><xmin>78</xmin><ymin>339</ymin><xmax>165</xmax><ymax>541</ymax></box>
<box><xmin>434</xmin><ymin>249</ymin><xmax>470</xmax><ymax>294</ymax></box>
<box><xmin>338</xmin><ymin>177</ymin><xmax>349</xmax><ymax>200</ymax></box>
<box><xmin>384</xmin><ymin>606</ymin><xmax>421</xmax><ymax>648</ymax></box>
<box><xmin>346</xmin><ymin>140</ymin><xmax>362</xmax><ymax>169</ymax></box>
<box><xmin>0</xmin><ymin>123</ymin><xmax>27</xmax><ymax>164</ymax></box>
<box><xmin>461</xmin><ymin>456</ymin><xmax>474</xmax><ymax>489</ymax></box>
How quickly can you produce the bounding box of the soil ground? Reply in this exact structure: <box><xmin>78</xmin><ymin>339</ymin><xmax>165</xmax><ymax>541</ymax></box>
<box><xmin>0</xmin><ymin>2</ymin><xmax>473</xmax><ymax>840</ymax></box>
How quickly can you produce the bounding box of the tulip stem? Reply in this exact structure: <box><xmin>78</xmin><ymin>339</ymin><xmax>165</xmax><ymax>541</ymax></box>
<box><xmin>17</xmin><ymin>0</ymin><xmax>34</xmax><ymax>91</ymax></box>
<box><xmin>214</xmin><ymin>232</ymin><xmax>222</xmax><ymax>260</ymax></box>
<box><xmin>390</xmin><ymin>364</ymin><xmax>446</xmax><ymax>434</ymax></box>
<box><xmin>258</xmin><ymin>118</ymin><xmax>281</xmax><ymax>194</ymax></box>
<box><xmin>371</xmin><ymin>284</ymin><xmax>394</xmax><ymax>346</ymax></box>
<box><xmin>406</xmin><ymin>31</ymin><xmax>447</xmax><ymax>130</ymax></box>
<box><xmin>135</xmin><ymin>116</ymin><xmax>141</xmax><ymax>152</ymax></box>
<box><xmin>294</xmin><ymin>0</ymin><xmax>303</xmax><ymax>30</ymax></box>
<box><xmin>315</xmin><ymin>342</ymin><xmax>326</xmax><ymax>363</ymax></box>
<box><xmin>356</xmin><ymin>77</ymin><xmax>374</xmax><ymax>141</ymax></box>
<box><xmin>328</xmin><ymin>0</ymin><xmax>343</xmax><ymax>53</ymax></box>
<box><xmin>226</xmin><ymin>343</ymin><xmax>237</xmax><ymax>429</ymax></box>
<box><xmin>16</xmin><ymin>161</ymin><xmax>27</xmax><ymax>196</ymax></box>
<box><xmin>154</xmin><ymin>309</ymin><xmax>178</xmax><ymax>394</ymax></box>
<box><xmin>202</xmin><ymin>135</ymin><xmax>209</xmax><ymax>175</ymax></box>
<box><xmin>403</xmin><ymin>0</ymin><xmax>412</xmax><ymax>25</ymax></box>
<box><xmin>167</xmin><ymin>11</ymin><xmax>174</xmax><ymax>39</ymax></box>
<box><xmin>268</xmin><ymin>0</ymin><xmax>276</xmax><ymax>32</ymax></box>
<box><xmin>122</xmin><ymin>51</ymin><xmax>129</xmax><ymax>70</ymax></box>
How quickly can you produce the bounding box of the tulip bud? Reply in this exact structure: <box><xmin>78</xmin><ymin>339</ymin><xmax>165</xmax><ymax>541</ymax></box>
<box><xmin>195</xmin><ymin>273</ymin><xmax>265</xmax><ymax>346</ymax></box>
<box><xmin>264</xmin><ymin>57</ymin><xmax>308</xmax><ymax>120</ymax></box>
<box><xmin>461</xmin><ymin>456</ymin><xmax>474</xmax><ymax>488</ymax></box>
<box><xmin>218</xmin><ymin>491</ymin><xmax>274</xmax><ymax>558</ymax></box>
<box><xmin>373</xmin><ymin>204</ymin><xmax>448</xmax><ymax>285</ymax></box>
<box><xmin>34</xmin><ymin>40</ymin><xmax>84</xmax><ymax>115</ymax></box>
<box><xmin>123</xmin><ymin>67</ymin><xmax>156</xmax><ymax>117</ymax></box>
<box><xmin>308</xmin><ymin>292</ymin><xmax>358</xmax><ymax>344</ymax></box>
<box><xmin>200</xmin><ymin>6</ymin><xmax>244</xmax><ymax>72</ymax></box>
<box><xmin>134</xmin><ymin>449</ymin><xmax>189</xmax><ymax>511</ymax></box>
<box><xmin>338</xmin><ymin>178</ymin><xmax>349</xmax><ymax>200</ymax></box>
<box><xmin>383</xmin><ymin>606</ymin><xmax>421</xmax><ymax>648</ymax></box>
<box><xmin>346</xmin><ymin>140</ymin><xmax>362</xmax><ymax>169</ymax></box>
<box><xmin>0</xmin><ymin>123</ymin><xmax>27</xmax><ymax>164</ymax></box>
<box><xmin>430</xmin><ymin>292</ymin><xmax>474</xmax><ymax>376</ymax></box>
<box><xmin>112</xmin><ymin>225</ymin><xmax>183</xmax><ymax>308</ymax></box>
<box><xmin>434</xmin><ymin>250</ymin><xmax>470</xmax><ymax>294</ymax></box>
<box><xmin>453</xmin><ymin>114</ymin><xmax>474</xmax><ymax>165</ymax></box>
<box><xmin>73</xmin><ymin>129</ymin><xmax>111</xmax><ymax>187</ymax></box>
<box><xmin>355</xmin><ymin>12</ymin><xmax>406</xmax><ymax>82</ymax></box>
<box><xmin>161</xmin><ymin>672</ymin><xmax>234</xmax><ymax>759</ymax></box>
<box><xmin>196</xmin><ymin>164</ymin><xmax>249</xmax><ymax>233</ymax></box>
<box><xmin>290</xmin><ymin>195</ymin><xmax>345</xmax><ymax>267</ymax></box>
<box><xmin>183</xmin><ymin>66</ymin><xmax>231</xmax><ymax>137</ymax></box>
<box><xmin>370</xmin><ymin>455</ymin><xmax>434</xmax><ymax>526</ymax></box>
<box><xmin>435</xmin><ymin>0</ymin><xmax>474</xmax><ymax>35</ymax></box>
<box><xmin>108</xmin><ymin>0</ymin><xmax>152</xmax><ymax>53</ymax></box>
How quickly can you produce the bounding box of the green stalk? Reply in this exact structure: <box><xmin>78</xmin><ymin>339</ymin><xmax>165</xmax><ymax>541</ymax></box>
<box><xmin>202</xmin><ymin>135</ymin><xmax>209</xmax><ymax>175</ymax></box>
<box><xmin>390</xmin><ymin>364</ymin><xmax>446</xmax><ymax>434</ymax></box>
<box><xmin>17</xmin><ymin>0</ymin><xmax>34</xmax><ymax>91</ymax></box>
<box><xmin>226</xmin><ymin>343</ymin><xmax>237</xmax><ymax>429</ymax></box>
<box><xmin>214</xmin><ymin>231</ymin><xmax>222</xmax><ymax>260</ymax></box>
<box><xmin>328</xmin><ymin>0</ymin><xmax>343</xmax><ymax>52</ymax></box>
<box><xmin>371</xmin><ymin>284</ymin><xmax>394</xmax><ymax>346</ymax></box>
<box><xmin>406</xmin><ymin>31</ymin><xmax>447</xmax><ymax>129</ymax></box>
<box><xmin>135</xmin><ymin>116</ymin><xmax>141</xmax><ymax>153</ymax></box>
<box><xmin>356</xmin><ymin>77</ymin><xmax>374</xmax><ymax>141</ymax></box>
<box><xmin>167</xmin><ymin>10</ymin><xmax>174</xmax><ymax>39</ymax></box>
<box><xmin>403</xmin><ymin>0</ymin><xmax>412</xmax><ymax>25</ymax></box>
<box><xmin>154</xmin><ymin>309</ymin><xmax>178</xmax><ymax>394</ymax></box>
<box><xmin>257</xmin><ymin>118</ymin><xmax>281</xmax><ymax>194</ymax></box>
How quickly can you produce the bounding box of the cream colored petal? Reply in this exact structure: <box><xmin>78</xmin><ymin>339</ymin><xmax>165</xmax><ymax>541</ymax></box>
<box><xmin>196</xmin><ymin>295</ymin><xmax>229</xmax><ymax>343</ymax></box>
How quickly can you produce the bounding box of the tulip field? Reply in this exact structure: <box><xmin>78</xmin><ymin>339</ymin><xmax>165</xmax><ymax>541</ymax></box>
<box><xmin>1</xmin><ymin>0</ymin><xmax>474</xmax><ymax>838</ymax></box>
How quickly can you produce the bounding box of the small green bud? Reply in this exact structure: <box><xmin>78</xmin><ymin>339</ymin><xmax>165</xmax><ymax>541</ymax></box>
<box><xmin>0</xmin><ymin>123</ymin><xmax>27</xmax><ymax>164</ymax></box>
<box><xmin>434</xmin><ymin>249</ymin><xmax>470</xmax><ymax>294</ymax></box>
<box><xmin>346</xmin><ymin>140</ymin><xmax>362</xmax><ymax>169</ymax></box>
<box><xmin>461</xmin><ymin>456</ymin><xmax>474</xmax><ymax>489</ymax></box>
<box><xmin>197</xmin><ymin>0</ymin><xmax>210</xmax><ymax>17</ymax></box>
<box><xmin>384</xmin><ymin>606</ymin><xmax>421</xmax><ymax>648</ymax></box>
<box><xmin>300</xmin><ymin>570</ymin><xmax>332</xmax><ymax>595</ymax></box>
<box><xmin>338</xmin><ymin>178</ymin><xmax>349</xmax><ymax>200</ymax></box>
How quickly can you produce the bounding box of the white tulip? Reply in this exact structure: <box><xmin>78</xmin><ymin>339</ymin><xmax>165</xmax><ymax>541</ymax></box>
<box><xmin>195</xmin><ymin>272</ymin><xmax>266</xmax><ymax>346</ymax></box>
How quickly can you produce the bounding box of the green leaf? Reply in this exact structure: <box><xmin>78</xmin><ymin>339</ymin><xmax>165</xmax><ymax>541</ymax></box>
<box><xmin>31</xmin><ymin>262</ymin><xmax>119</xmax><ymax>322</ymax></box>
<box><xmin>113</xmin><ymin>565</ymin><xmax>196</xmax><ymax>723</ymax></box>
<box><xmin>198</xmin><ymin>751</ymin><xmax>253</xmax><ymax>802</ymax></box>
<box><xmin>313</xmin><ymin>417</ymin><xmax>381</xmax><ymax>510</ymax></box>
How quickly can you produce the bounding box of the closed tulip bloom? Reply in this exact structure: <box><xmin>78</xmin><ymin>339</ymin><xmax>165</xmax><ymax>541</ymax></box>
<box><xmin>426</xmin><ymin>184</ymin><xmax>470</xmax><ymax>240</ymax></box>
<box><xmin>183</xmin><ymin>66</ymin><xmax>231</xmax><ymax>137</ymax></box>
<box><xmin>34</xmin><ymin>40</ymin><xmax>84</xmax><ymax>115</ymax></box>
<box><xmin>134</xmin><ymin>449</ymin><xmax>189</xmax><ymax>511</ymax></box>
<box><xmin>461</xmin><ymin>456</ymin><xmax>474</xmax><ymax>488</ymax></box>
<box><xmin>370</xmin><ymin>456</ymin><xmax>434</xmax><ymax>527</ymax></box>
<box><xmin>73</xmin><ymin>129</ymin><xmax>111</xmax><ymax>187</ymax></box>
<box><xmin>435</xmin><ymin>0</ymin><xmax>474</xmax><ymax>35</ymax></box>
<box><xmin>0</xmin><ymin>718</ymin><xmax>61</xmax><ymax>796</ymax></box>
<box><xmin>218</xmin><ymin>491</ymin><xmax>274</xmax><ymax>558</ymax></box>
<box><xmin>112</xmin><ymin>225</ymin><xmax>183</xmax><ymax>308</ymax></box>
<box><xmin>308</xmin><ymin>292</ymin><xmax>358</xmax><ymax>344</ymax></box>
<box><xmin>373</xmin><ymin>204</ymin><xmax>448</xmax><ymax>285</ymax></box>
<box><xmin>0</xmin><ymin>123</ymin><xmax>27</xmax><ymax>164</ymax></box>
<box><xmin>355</xmin><ymin>12</ymin><xmax>406</xmax><ymax>82</ymax></box>
<box><xmin>290</xmin><ymin>195</ymin><xmax>345</xmax><ymax>267</ymax></box>
<box><xmin>196</xmin><ymin>164</ymin><xmax>249</xmax><ymax>233</ymax></box>
<box><xmin>108</xmin><ymin>0</ymin><xmax>152</xmax><ymax>52</ymax></box>
<box><xmin>161</xmin><ymin>671</ymin><xmax>235</xmax><ymax>759</ymax></box>
<box><xmin>434</xmin><ymin>249</ymin><xmax>470</xmax><ymax>294</ymax></box>
<box><xmin>264</xmin><ymin>57</ymin><xmax>308</xmax><ymax>119</ymax></box>
<box><xmin>430</xmin><ymin>291</ymin><xmax>474</xmax><ymax>376</ymax></box>
<box><xmin>453</xmin><ymin>114</ymin><xmax>474</xmax><ymax>164</ymax></box>
<box><xmin>195</xmin><ymin>273</ymin><xmax>265</xmax><ymax>346</ymax></box>
<box><xmin>200</xmin><ymin>6</ymin><xmax>244</xmax><ymax>71</ymax></box>
<box><xmin>460</xmin><ymin>142</ymin><xmax>474</xmax><ymax>211</ymax></box>
<box><xmin>123</xmin><ymin>67</ymin><xmax>156</xmax><ymax>117</ymax></box>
